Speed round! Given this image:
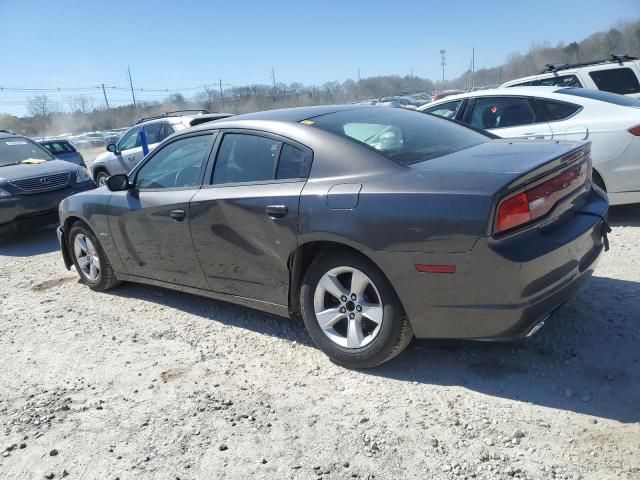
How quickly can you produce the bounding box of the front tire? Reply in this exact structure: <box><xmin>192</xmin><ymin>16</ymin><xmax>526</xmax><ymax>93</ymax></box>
<box><xmin>300</xmin><ymin>251</ymin><xmax>413</xmax><ymax>368</ymax></box>
<box><xmin>68</xmin><ymin>222</ymin><xmax>119</xmax><ymax>291</ymax></box>
<box><xmin>95</xmin><ymin>170</ymin><xmax>109</xmax><ymax>187</ymax></box>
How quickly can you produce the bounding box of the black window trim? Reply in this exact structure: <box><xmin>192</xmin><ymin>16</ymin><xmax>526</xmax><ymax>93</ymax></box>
<box><xmin>533</xmin><ymin>97</ymin><xmax>583</xmax><ymax>123</ymax></box>
<box><xmin>463</xmin><ymin>95</ymin><xmax>547</xmax><ymax>129</ymax></box>
<box><xmin>202</xmin><ymin>128</ymin><xmax>314</xmax><ymax>189</ymax></box>
<box><xmin>129</xmin><ymin>130</ymin><xmax>218</xmax><ymax>192</ymax></box>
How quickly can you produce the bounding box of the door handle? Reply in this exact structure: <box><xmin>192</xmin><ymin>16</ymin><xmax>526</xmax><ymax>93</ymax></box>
<box><xmin>170</xmin><ymin>209</ymin><xmax>185</xmax><ymax>221</ymax></box>
<box><xmin>265</xmin><ymin>205</ymin><xmax>288</xmax><ymax>218</ymax></box>
<box><xmin>127</xmin><ymin>155</ymin><xmax>135</xmax><ymax>160</ymax></box>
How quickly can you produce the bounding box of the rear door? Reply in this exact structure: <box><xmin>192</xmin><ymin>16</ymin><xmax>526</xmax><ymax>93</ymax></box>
<box><xmin>189</xmin><ymin>130</ymin><xmax>312</xmax><ymax>305</ymax></box>
<box><xmin>535</xmin><ymin>98</ymin><xmax>588</xmax><ymax>141</ymax></box>
<box><xmin>108</xmin><ymin>132</ymin><xmax>216</xmax><ymax>288</ymax></box>
<box><xmin>465</xmin><ymin>96</ymin><xmax>553</xmax><ymax>139</ymax></box>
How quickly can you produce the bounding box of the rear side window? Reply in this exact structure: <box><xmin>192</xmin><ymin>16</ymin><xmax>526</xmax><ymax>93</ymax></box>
<box><xmin>589</xmin><ymin>68</ymin><xmax>640</xmax><ymax>95</ymax></box>
<box><xmin>556</xmin><ymin>88</ymin><xmax>640</xmax><ymax>107</ymax></box>
<box><xmin>143</xmin><ymin>123</ymin><xmax>163</xmax><ymax>144</ymax></box>
<box><xmin>306</xmin><ymin>107</ymin><xmax>488</xmax><ymax>166</ymax></box>
<box><xmin>536</xmin><ymin>99</ymin><xmax>582</xmax><ymax>121</ymax></box>
<box><xmin>158</xmin><ymin>122</ymin><xmax>175</xmax><ymax>141</ymax></box>
<box><xmin>276</xmin><ymin>144</ymin><xmax>311</xmax><ymax>179</ymax></box>
<box><xmin>538</xmin><ymin>75</ymin><xmax>582</xmax><ymax>88</ymax></box>
<box><xmin>423</xmin><ymin>100</ymin><xmax>463</xmax><ymax>119</ymax></box>
<box><xmin>469</xmin><ymin>97</ymin><xmax>541</xmax><ymax>129</ymax></box>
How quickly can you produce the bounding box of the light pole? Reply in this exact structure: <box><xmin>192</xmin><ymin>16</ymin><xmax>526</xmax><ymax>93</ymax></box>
<box><xmin>440</xmin><ymin>49</ymin><xmax>446</xmax><ymax>91</ymax></box>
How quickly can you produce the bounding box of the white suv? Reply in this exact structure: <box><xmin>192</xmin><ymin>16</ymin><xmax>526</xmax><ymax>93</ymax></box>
<box><xmin>90</xmin><ymin>110</ymin><xmax>232</xmax><ymax>185</ymax></box>
<box><xmin>500</xmin><ymin>55</ymin><xmax>640</xmax><ymax>99</ymax></box>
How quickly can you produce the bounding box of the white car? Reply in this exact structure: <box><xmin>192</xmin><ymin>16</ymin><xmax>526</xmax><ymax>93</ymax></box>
<box><xmin>419</xmin><ymin>86</ymin><xmax>640</xmax><ymax>205</ymax></box>
<box><xmin>90</xmin><ymin>110</ymin><xmax>232</xmax><ymax>185</ymax></box>
<box><xmin>500</xmin><ymin>55</ymin><xmax>640</xmax><ymax>99</ymax></box>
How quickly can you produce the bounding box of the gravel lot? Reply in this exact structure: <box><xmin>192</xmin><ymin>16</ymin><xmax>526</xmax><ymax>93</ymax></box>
<box><xmin>0</xmin><ymin>206</ymin><xmax>638</xmax><ymax>480</ymax></box>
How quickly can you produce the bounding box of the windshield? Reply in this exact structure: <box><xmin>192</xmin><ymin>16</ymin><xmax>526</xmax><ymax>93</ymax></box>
<box><xmin>305</xmin><ymin>107</ymin><xmax>489</xmax><ymax>165</ymax></box>
<box><xmin>0</xmin><ymin>137</ymin><xmax>54</xmax><ymax>166</ymax></box>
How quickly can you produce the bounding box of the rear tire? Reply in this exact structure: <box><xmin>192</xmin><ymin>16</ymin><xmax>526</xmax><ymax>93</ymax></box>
<box><xmin>68</xmin><ymin>222</ymin><xmax>119</xmax><ymax>292</ymax></box>
<box><xmin>300</xmin><ymin>251</ymin><xmax>413</xmax><ymax>368</ymax></box>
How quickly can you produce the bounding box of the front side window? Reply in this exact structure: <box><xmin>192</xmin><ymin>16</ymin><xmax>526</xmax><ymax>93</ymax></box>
<box><xmin>212</xmin><ymin>134</ymin><xmax>280</xmax><ymax>184</ymax></box>
<box><xmin>118</xmin><ymin>127</ymin><xmax>141</xmax><ymax>151</ymax></box>
<box><xmin>135</xmin><ymin>134</ymin><xmax>213</xmax><ymax>189</ymax></box>
<box><xmin>469</xmin><ymin>97</ymin><xmax>539</xmax><ymax>129</ymax></box>
<box><xmin>307</xmin><ymin>107</ymin><xmax>488</xmax><ymax>166</ymax></box>
<box><xmin>0</xmin><ymin>138</ymin><xmax>53</xmax><ymax>166</ymax></box>
<box><xmin>537</xmin><ymin>99</ymin><xmax>582</xmax><ymax>121</ymax></box>
<box><xmin>589</xmin><ymin>68</ymin><xmax>640</xmax><ymax>95</ymax></box>
<box><xmin>143</xmin><ymin>123</ymin><xmax>163</xmax><ymax>144</ymax></box>
<box><xmin>423</xmin><ymin>100</ymin><xmax>463</xmax><ymax>119</ymax></box>
<box><xmin>509</xmin><ymin>80</ymin><xmax>537</xmax><ymax>87</ymax></box>
<box><xmin>538</xmin><ymin>75</ymin><xmax>583</xmax><ymax>88</ymax></box>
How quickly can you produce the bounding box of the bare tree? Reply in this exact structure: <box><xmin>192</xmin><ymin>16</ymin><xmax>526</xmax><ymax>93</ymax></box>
<box><xmin>27</xmin><ymin>95</ymin><xmax>57</xmax><ymax>118</ymax></box>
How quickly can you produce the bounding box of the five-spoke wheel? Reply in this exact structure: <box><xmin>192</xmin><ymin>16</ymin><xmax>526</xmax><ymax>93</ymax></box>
<box><xmin>301</xmin><ymin>251</ymin><xmax>413</xmax><ymax>368</ymax></box>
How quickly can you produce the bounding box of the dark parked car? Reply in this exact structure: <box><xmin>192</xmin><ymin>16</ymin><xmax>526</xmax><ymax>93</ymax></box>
<box><xmin>0</xmin><ymin>132</ymin><xmax>95</xmax><ymax>234</ymax></box>
<box><xmin>39</xmin><ymin>139</ymin><xmax>87</xmax><ymax>167</ymax></box>
<box><xmin>56</xmin><ymin>106</ymin><xmax>608</xmax><ymax>368</ymax></box>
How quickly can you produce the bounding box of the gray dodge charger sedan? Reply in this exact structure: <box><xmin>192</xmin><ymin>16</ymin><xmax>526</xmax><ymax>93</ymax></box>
<box><xmin>56</xmin><ymin>105</ymin><xmax>609</xmax><ymax>368</ymax></box>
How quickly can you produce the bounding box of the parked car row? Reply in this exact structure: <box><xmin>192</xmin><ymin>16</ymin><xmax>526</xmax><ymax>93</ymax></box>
<box><xmin>2</xmin><ymin>69</ymin><xmax>631</xmax><ymax>367</ymax></box>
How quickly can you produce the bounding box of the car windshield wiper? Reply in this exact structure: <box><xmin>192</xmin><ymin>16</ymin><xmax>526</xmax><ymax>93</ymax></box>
<box><xmin>0</xmin><ymin>161</ymin><xmax>23</xmax><ymax>167</ymax></box>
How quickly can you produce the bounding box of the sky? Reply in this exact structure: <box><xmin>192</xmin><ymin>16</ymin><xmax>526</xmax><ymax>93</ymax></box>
<box><xmin>0</xmin><ymin>0</ymin><xmax>638</xmax><ymax>116</ymax></box>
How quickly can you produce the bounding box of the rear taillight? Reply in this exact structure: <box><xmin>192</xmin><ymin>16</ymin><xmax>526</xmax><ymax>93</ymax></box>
<box><xmin>495</xmin><ymin>153</ymin><xmax>590</xmax><ymax>235</ymax></box>
<box><xmin>629</xmin><ymin>125</ymin><xmax>640</xmax><ymax>136</ymax></box>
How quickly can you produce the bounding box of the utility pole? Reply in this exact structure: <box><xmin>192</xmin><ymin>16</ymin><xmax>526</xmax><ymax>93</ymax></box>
<box><xmin>219</xmin><ymin>79</ymin><xmax>224</xmax><ymax>109</ymax></box>
<box><xmin>127</xmin><ymin>65</ymin><xmax>137</xmax><ymax>109</ymax></box>
<box><xmin>358</xmin><ymin>68</ymin><xmax>361</xmax><ymax>82</ymax></box>
<box><xmin>440</xmin><ymin>49</ymin><xmax>446</xmax><ymax>91</ymax></box>
<box><xmin>471</xmin><ymin>47</ymin><xmax>475</xmax><ymax>90</ymax></box>
<box><xmin>271</xmin><ymin>67</ymin><xmax>277</xmax><ymax>101</ymax></box>
<box><xmin>101</xmin><ymin>83</ymin><xmax>110</xmax><ymax>109</ymax></box>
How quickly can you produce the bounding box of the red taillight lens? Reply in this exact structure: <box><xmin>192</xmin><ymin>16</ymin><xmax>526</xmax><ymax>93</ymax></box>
<box><xmin>495</xmin><ymin>154</ymin><xmax>590</xmax><ymax>235</ymax></box>
<box><xmin>496</xmin><ymin>192</ymin><xmax>531</xmax><ymax>233</ymax></box>
<box><xmin>629</xmin><ymin>125</ymin><xmax>640</xmax><ymax>136</ymax></box>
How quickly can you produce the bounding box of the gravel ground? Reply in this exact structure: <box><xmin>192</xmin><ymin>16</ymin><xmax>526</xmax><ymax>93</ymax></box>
<box><xmin>0</xmin><ymin>206</ymin><xmax>638</xmax><ymax>480</ymax></box>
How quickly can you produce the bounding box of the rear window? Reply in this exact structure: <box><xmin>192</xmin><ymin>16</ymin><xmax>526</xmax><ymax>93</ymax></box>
<box><xmin>0</xmin><ymin>138</ymin><xmax>53</xmax><ymax>166</ymax></box>
<box><xmin>305</xmin><ymin>108</ymin><xmax>488</xmax><ymax>166</ymax></box>
<box><xmin>556</xmin><ymin>88</ymin><xmax>640</xmax><ymax>107</ymax></box>
<box><xmin>588</xmin><ymin>68</ymin><xmax>640</xmax><ymax>95</ymax></box>
<box><xmin>41</xmin><ymin>141</ymin><xmax>75</xmax><ymax>154</ymax></box>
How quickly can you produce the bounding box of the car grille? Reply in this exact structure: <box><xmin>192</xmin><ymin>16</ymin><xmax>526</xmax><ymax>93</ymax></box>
<box><xmin>9</xmin><ymin>172</ymin><xmax>71</xmax><ymax>193</ymax></box>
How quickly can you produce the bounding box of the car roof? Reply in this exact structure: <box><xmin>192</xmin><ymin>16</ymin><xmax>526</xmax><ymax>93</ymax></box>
<box><xmin>223</xmin><ymin>104</ymin><xmax>369</xmax><ymax>122</ymax></box>
<box><xmin>420</xmin><ymin>86</ymin><xmax>562</xmax><ymax>107</ymax></box>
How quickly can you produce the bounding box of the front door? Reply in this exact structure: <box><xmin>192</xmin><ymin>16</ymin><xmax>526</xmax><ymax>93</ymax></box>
<box><xmin>108</xmin><ymin>132</ymin><xmax>216</xmax><ymax>288</ymax></box>
<box><xmin>467</xmin><ymin>96</ymin><xmax>554</xmax><ymax>139</ymax></box>
<box><xmin>190</xmin><ymin>131</ymin><xmax>312</xmax><ymax>306</ymax></box>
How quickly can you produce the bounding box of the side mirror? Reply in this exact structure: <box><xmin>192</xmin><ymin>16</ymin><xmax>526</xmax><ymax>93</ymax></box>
<box><xmin>106</xmin><ymin>143</ymin><xmax>117</xmax><ymax>153</ymax></box>
<box><xmin>106</xmin><ymin>174</ymin><xmax>130</xmax><ymax>192</ymax></box>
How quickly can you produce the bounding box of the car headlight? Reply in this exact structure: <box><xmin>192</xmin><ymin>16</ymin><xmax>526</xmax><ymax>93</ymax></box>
<box><xmin>0</xmin><ymin>187</ymin><xmax>11</xmax><ymax>197</ymax></box>
<box><xmin>75</xmin><ymin>168</ymin><xmax>92</xmax><ymax>183</ymax></box>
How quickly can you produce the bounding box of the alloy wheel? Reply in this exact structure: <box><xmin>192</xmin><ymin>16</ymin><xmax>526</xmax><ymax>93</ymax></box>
<box><xmin>313</xmin><ymin>266</ymin><xmax>383</xmax><ymax>349</ymax></box>
<box><xmin>73</xmin><ymin>234</ymin><xmax>101</xmax><ymax>282</ymax></box>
